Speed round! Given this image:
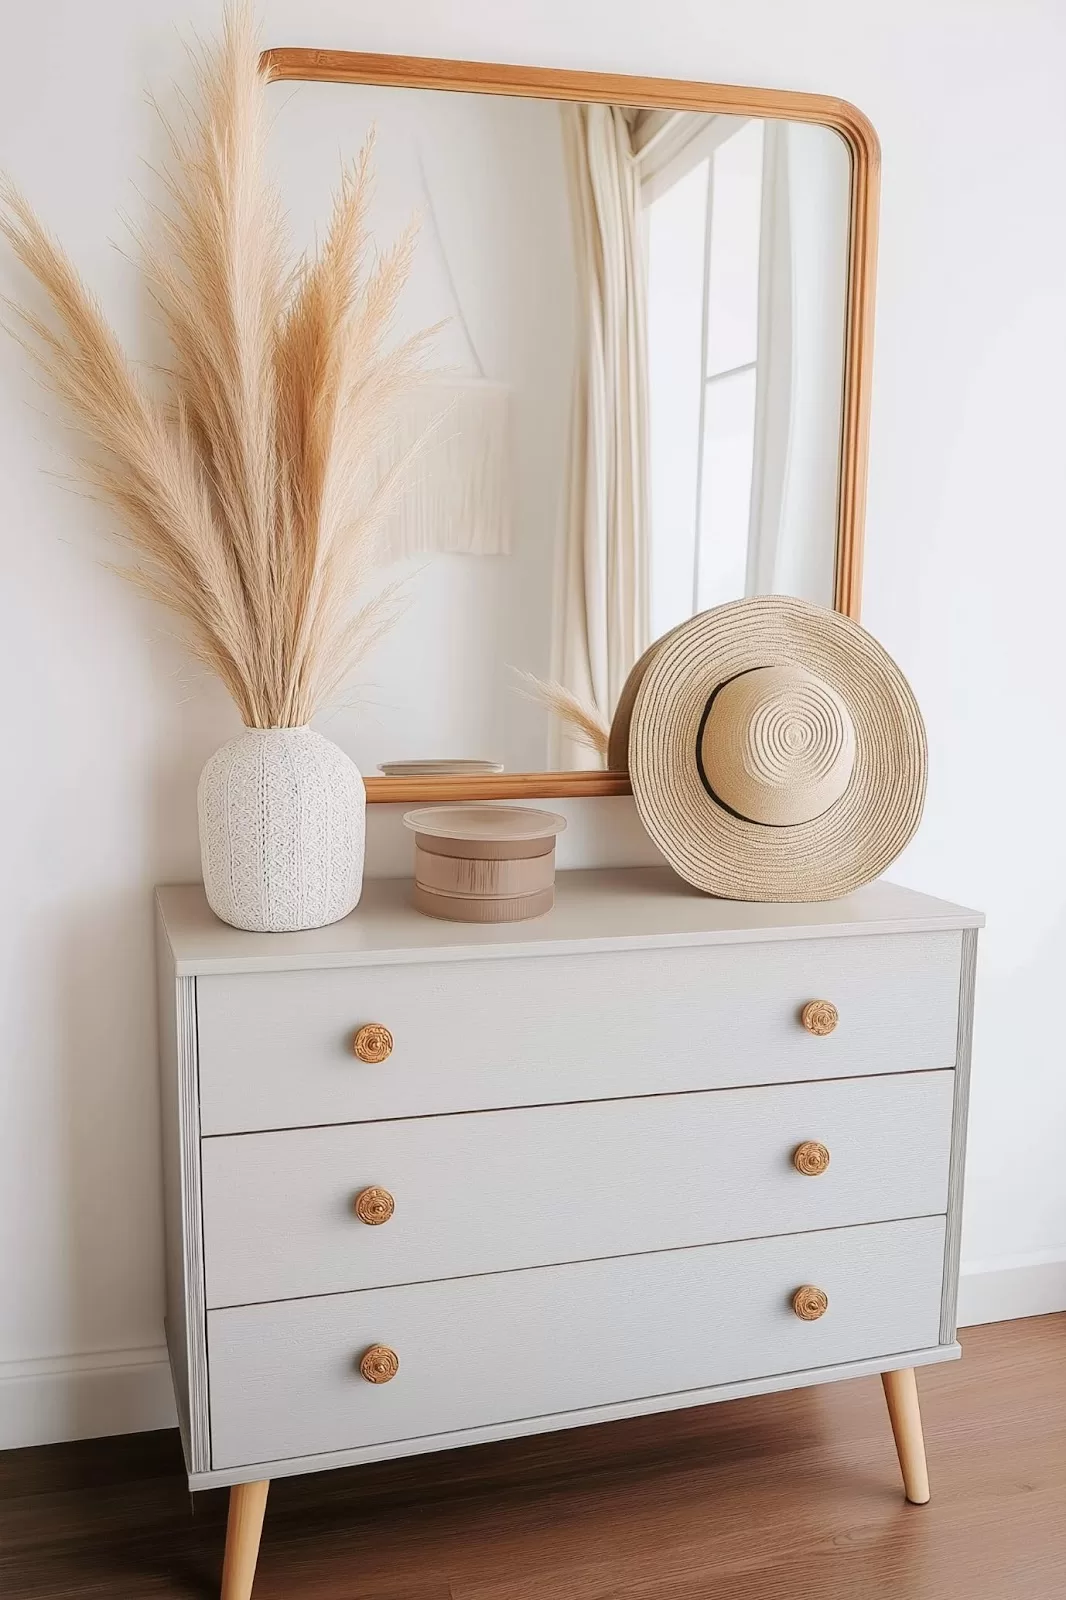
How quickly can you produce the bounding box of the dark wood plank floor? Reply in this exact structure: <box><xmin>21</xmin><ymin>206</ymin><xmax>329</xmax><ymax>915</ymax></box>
<box><xmin>1</xmin><ymin>1316</ymin><xmax>1064</xmax><ymax>1599</ymax></box>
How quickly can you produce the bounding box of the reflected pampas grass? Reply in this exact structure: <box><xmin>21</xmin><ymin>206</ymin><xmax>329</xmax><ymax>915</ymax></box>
<box><xmin>0</xmin><ymin>3</ymin><xmax>433</xmax><ymax>727</ymax></box>
<box><xmin>512</xmin><ymin>668</ymin><xmax>610</xmax><ymax>758</ymax></box>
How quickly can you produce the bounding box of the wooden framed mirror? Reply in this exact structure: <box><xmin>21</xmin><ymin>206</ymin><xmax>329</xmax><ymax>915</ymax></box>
<box><xmin>261</xmin><ymin>49</ymin><xmax>879</xmax><ymax>804</ymax></box>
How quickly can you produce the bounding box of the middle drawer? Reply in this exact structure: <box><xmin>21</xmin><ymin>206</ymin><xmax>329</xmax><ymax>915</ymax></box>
<box><xmin>202</xmin><ymin>1069</ymin><xmax>954</xmax><ymax>1308</ymax></box>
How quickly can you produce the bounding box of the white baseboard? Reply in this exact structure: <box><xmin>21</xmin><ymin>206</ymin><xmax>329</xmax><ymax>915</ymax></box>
<box><xmin>2</xmin><ymin>1258</ymin><xmax>1064</xmax><ymax>1453</ymax></box>
<box><xmin>958</xmin><ymin>1252</ymin><xmax>1066</xmax><ymax>1328</ymax></box>
<box><xmin>0</xmin><ymin>1345</ymin><xmax>176</xmax><ymax>1451</ymax></box>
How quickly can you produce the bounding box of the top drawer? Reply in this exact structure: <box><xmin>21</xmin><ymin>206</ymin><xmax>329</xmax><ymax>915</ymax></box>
<box><xmin>197</xmin><ymin>930</ymin><xmax>962</xmax><ymax>1135</ymax></box>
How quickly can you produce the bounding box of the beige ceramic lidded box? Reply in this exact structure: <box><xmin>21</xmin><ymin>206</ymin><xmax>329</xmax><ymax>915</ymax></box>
<box><xmin>402</xmin><ymin>806</ymin><xmax>567</xmax><ymax>922</ymax></box>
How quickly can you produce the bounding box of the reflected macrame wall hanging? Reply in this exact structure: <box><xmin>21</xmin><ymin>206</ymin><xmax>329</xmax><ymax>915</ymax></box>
<box><xmin>379</xmin><ymin>151</ymin><xmax>512</xmax><ymax>561</ymax></box>
<box><xmin>380</xmin><ymin>376</ymin><xmax>511</xmax><ymax>558</ymax></box>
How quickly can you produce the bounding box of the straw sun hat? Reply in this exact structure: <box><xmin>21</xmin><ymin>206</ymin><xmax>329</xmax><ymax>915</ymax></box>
<box><xmin>611</xmin><ymin>596</ymin><xmax>927</xmax><ymax>902</ymax></box>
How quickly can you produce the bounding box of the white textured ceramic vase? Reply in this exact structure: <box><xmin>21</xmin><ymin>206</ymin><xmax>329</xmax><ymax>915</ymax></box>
<box><xmin>197</xmin><ymin>727</ymin><xmax>366</xmax><ymax>932</ymax></box>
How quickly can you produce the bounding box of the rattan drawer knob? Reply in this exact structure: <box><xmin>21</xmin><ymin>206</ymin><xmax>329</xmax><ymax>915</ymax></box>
<box><xmin>792</xmin><ymin>1141</ymin><xmax>831</xmax><ymax>1177</ymax></box>
<box><xmin>354</xmin><ymin>1186</ymin><xmax>395</xmax><ymax>1225</ymax></box>
<box><xmin>353</xmin><ymin>1023</ymin><xmax>393</xmax><ymax>1064</ymax></box>
<box><xmin>800</xmin><ymin>1000</ymin><xmax>839</xmax><ymax>1036</ymax></box>
<box><xmin>359</xmin><ymin>1344</ymin><xmax>399</xmax><ymax>1384</ymax></box>
<box><xmin>792</xmin><ymin>1285</ymin><xmax>829</xmax><ymax>1321</ymax></box>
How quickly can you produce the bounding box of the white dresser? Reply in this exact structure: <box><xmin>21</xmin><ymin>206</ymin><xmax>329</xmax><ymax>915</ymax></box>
<box><xmin>155</xmin><ymin>867</ymin><xmax>981</xmax><ymax>1599</ymax></box>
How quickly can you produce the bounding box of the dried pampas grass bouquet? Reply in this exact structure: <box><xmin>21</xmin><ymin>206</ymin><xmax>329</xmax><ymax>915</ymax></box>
<box><xmin>0</xmin><ymin>4</ymin><xmax>436</xmax><ymax>932</ymax></box>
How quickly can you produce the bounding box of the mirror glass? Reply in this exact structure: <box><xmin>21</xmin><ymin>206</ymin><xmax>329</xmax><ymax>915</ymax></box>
<box><xmin>271</xmin><ymin>84</ymin><xmax>851</xmax><ymax>772</ymax></box>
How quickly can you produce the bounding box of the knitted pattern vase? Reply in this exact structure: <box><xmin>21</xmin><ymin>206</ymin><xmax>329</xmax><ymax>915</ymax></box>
<box><xmin>197</xmin><ymin>727</ymin><xmax>365</xmax><ymax>932</ymax></box>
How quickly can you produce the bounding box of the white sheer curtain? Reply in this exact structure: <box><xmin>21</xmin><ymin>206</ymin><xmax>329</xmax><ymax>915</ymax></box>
<box><xmin>554</xmin><ymin>104</ymin><xmax>650</xmax><ymax>768</ymax></box>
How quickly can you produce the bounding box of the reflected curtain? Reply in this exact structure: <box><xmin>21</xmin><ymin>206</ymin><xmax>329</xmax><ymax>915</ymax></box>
<box><xmin>554</xmin><ymin>104</ymin><xmax>650</xmax><ymax>768</ymax></box>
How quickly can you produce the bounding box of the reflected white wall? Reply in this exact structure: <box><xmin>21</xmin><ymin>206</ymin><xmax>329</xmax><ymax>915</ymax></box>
<box><xmin>270</xmin><ymin>85</ymin><xmax>577</xmax><ymax>773</ymax></box>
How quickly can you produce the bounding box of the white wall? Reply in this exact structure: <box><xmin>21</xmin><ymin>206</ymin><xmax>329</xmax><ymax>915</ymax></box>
<box><xmin>1</xmin><ymin>0</ymin><xmax>1064</xmax><ymax>1447</ymax></box>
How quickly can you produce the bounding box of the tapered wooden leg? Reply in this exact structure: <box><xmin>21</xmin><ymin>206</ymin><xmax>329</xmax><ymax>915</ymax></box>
<box><xmin>881</xmin><ymin>1368</ymin><xmax>930</xmax><ymax>1504</ymax></box>
<box><xmin>220</xmin><ymin>1480</ymin><xmax>269</xmax><ymax>1600</ymax></box>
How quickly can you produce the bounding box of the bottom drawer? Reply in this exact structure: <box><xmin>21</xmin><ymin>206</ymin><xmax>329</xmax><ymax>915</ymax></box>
<box><xmin>208</xmin><ymin>1215</ymin><xmax>946</xmax><ymax>1471</ymax></box>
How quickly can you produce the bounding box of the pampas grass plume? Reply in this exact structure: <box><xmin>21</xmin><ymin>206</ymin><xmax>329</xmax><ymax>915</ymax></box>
<box><xmin>512</xmin><ymin>669</ymin><xmax>610</xmax><ymax>759</ymax></box>
<box><xmin>0</xmin><ymin>3</ymin><xmax>433</xmax><ymax>727</ymax></box>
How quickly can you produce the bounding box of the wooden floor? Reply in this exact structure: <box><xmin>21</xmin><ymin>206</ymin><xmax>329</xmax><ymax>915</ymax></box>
<box><xmin>2</xmin><ymin>1316</ymin><xmax>1064</xmax><ymax>1599</ymax></box>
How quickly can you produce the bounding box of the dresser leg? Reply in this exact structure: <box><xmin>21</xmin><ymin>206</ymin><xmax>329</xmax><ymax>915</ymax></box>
<box><xmin>881</xmin><ymin>1368</ymin><xmax>930</xmax><ymax>1504</ymax></box>
<box><xmin>221</xmin><ymin>1480</ymin><xmax>270</xmax><ymax>1600</ymax></box>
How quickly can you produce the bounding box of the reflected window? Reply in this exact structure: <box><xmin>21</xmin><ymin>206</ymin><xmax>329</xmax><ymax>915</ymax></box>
<box><xmin>646</xmin><ymin>118</ymin><xmax>765</xmax><ymax>637</ymax></box>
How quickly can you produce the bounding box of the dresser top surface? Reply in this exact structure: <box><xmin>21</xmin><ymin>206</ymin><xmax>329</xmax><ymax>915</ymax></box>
<box><xmin>156</xmin><ymin>868</ymin><xmax>982</xmax><ymax>976</ymax></box>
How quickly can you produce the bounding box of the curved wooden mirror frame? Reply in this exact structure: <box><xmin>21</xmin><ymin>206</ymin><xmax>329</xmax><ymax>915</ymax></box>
<box><xmin>261</xmin><ymin>48</ymin><xmax>880</xmax><ymax>804</ymax></box>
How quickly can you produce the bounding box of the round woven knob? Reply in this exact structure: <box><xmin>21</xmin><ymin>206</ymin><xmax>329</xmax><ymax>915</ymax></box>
<box><xmin>793</xmin><ymin>1141</ymin><xmax>831</xmax><ymax>1177</ymax></box>
<box><xmin>359</xmin><ymin>1344</ymin><xmax>399</xmax><ymax>1384</ymax></box>
<box><xmin>354</xmin><ymin>1186</ymin><xmax>395</xmax><ymax>1225</ymax></box>
<box><xmin>800</xmin><ymin>1000</ymin><xmax>839</xmax><ymax>1036</ymax></box>
<box><xmin>792</xmin><ymin>1285</ymin><xmax>829</xmax><ymax>1321</ymax></box>
<box><xmin>353</xmin><ymin>1023</ymin><xmax>393</xmax><ymax>1064</ymax></box>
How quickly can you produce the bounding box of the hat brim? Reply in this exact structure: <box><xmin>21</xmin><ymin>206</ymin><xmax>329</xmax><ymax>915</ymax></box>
<box><xmin>627</xmin><ymin>597</ymin><xmax>927</xmax><ymax>902</ymax></box>
<box><xmin>607</xmin><ymin>618</ymin><xmax>690</xmax><ymax>771</ymax></box>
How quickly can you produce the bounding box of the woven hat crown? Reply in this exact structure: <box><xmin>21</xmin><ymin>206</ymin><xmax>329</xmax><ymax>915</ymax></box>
<box><xmin>700</xmin><ymin>663</ymin><xmax>856</xmax><ymax>826</ymax></box>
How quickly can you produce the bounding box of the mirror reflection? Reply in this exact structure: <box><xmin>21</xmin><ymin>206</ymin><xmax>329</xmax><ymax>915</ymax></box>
<box><xmin>272</xmin><ymin>85</ymin><xmax>851</xmax><ymax>772</ymax></box>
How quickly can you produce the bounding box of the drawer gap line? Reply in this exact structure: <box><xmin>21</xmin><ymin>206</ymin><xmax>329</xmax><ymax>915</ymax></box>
<box><xmin>206</xmin><ymin>1211</ymin><xmax>948</xmax><ymax>1313</ymax></box>
<box><xmin>200</xmin><ymin>1065</ymin><xmax>957</xmax><ymax>1141</ymax></box>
